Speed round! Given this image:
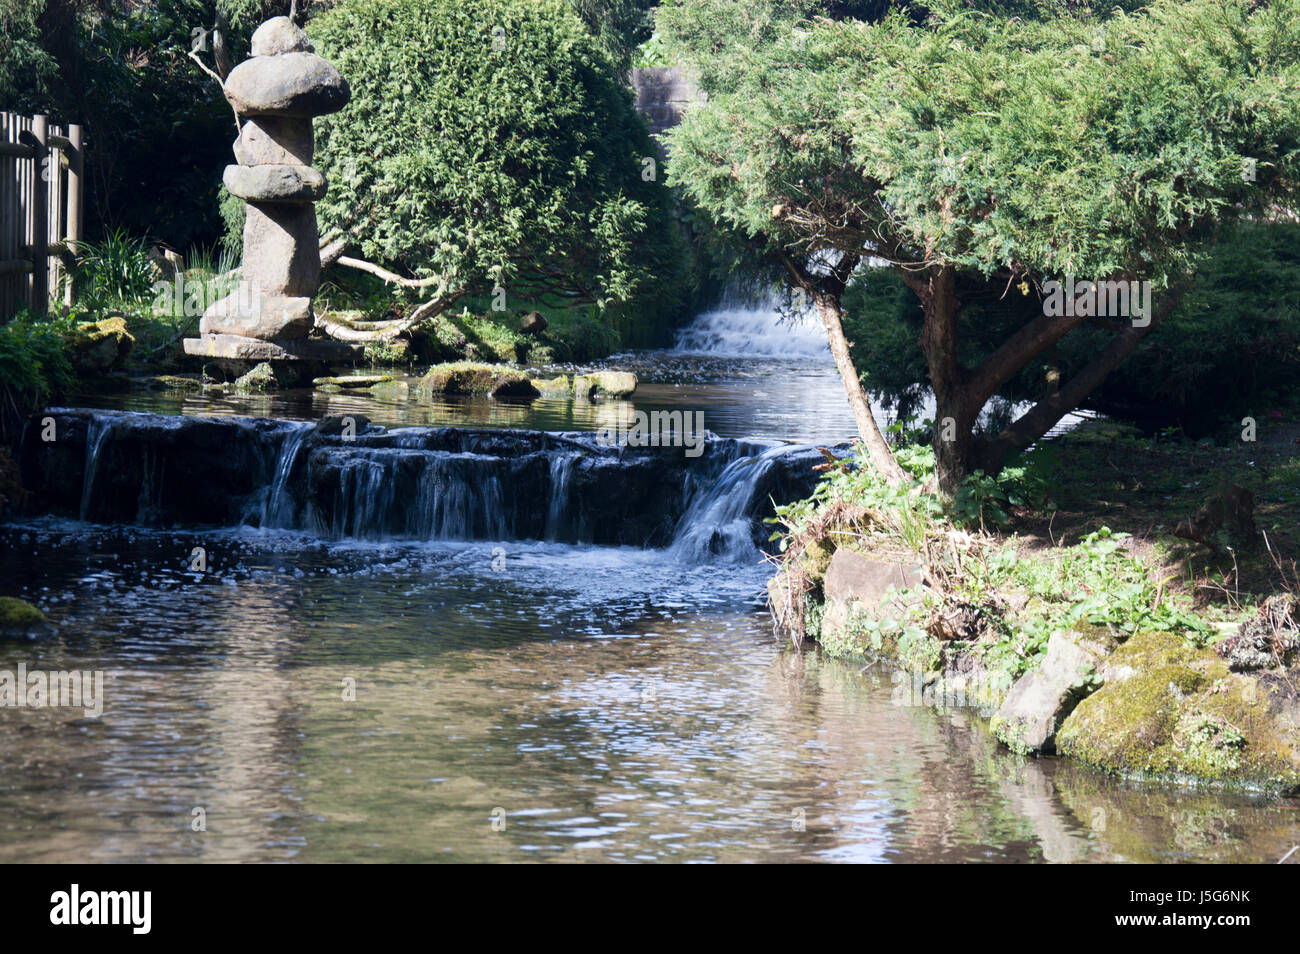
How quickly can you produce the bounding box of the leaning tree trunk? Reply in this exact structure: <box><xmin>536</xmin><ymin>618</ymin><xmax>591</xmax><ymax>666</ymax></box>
<box><xmin>908</xmin><ymin>266</ymin><xmax>973</xmax><ymax>498</ymax></box>
<box><xmin>815</xmin><ymin>292</ymin><xmax>909</xmax><ymax>487</ymax></box>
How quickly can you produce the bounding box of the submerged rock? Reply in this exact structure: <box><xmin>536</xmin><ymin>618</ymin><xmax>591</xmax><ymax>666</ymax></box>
<box><xmin>0</xmin><ymin>597</ymin><xmax>54</xmax><ymax>641</ymax></box>
<box><xmin>1055</xmin><ymin>631</ymin><xmax>1300</xmax><ymax>793</ymax></box>
<box><xmin>531</xmin><ymin>375</ymin><xmax>571</xmax><ymax>396</ymax></box>
<box><xmin>312</xmin><ymin>374</ymin><xmax>393</xmax><ymax>389</ymax></box>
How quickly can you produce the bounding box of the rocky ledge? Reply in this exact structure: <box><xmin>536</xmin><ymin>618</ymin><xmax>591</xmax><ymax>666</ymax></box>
<box><xmin>781</xmin><ymin>546</ymin><xmax>1300</xmax><ymax>795</ymax></box>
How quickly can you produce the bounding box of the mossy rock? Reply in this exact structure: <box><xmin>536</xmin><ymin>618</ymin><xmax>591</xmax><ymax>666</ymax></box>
<box><xmin>133</xmin><ymin>375</ymin><xmax>202</xmax><ymax>393</ymax></box>
<box><xmin>574</xmin><ymin>371</ymin><xmax>637</xmax><ymax>399</ymax></box>
<box><xmin>797</xmin><ymin>538</ymin><xmax>836</xmax><ymax>584</ymax></box>
<box><xmin>312</xmin><ymin>375</ymin><xmax>394</xmax><ymax>388</ymax></box>
<box><xmin>0</xmin><ymin>597</ymin><xmax>54</xmax><ymax>641</ymax></box>
<box><xmin>65</xmin><ymin>317</ymin><xmax>134</xmax><ymax>373</ymax></box>
<box><xmin>1056</xmin><ymin>631</ymin><xmax>1300</xmax><ymax>793</ymax></box>
<box><xmin>531</xmin><ymin>374</ymin><xmax>572</xmax><ymax>396</ymax></box>
<box><xmin>233</xmin><ymin>361</ymin><xmax>280</xmax><ymax>393</ymax></box>
<box><xmin>368</xmin><ymin>379</ymin><xmax>410</xmax><ymax>401</ymax></box>
<box><xmin>420</xmin><ymin>362</ymin><xmax>539</xmax><ymax>399</ymax></box>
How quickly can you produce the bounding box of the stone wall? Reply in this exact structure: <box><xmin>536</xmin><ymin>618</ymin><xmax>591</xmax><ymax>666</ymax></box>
<box><xmin>630</xmin><ymin>67</ymin><xmax>704</xmax><ymax>137</ymax></box>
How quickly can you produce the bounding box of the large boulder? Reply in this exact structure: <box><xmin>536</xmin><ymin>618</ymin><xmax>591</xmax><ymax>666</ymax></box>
<box><xmin>991</xmin><ymin>630</ymin><xmax>1110</xmax><ymax>755</ymax></box>
<box><xmin>1056</xmin><ymin>630</ymin><xmax>1300</xmax><ymax>793</ymax></box>
<box><xmin>819</xmin><ymin>548</ymin><xmax>927</xmax><ymax>642</ymax></box>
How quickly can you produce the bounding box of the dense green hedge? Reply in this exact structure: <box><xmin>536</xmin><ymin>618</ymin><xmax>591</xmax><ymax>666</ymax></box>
<box><xmin>308</xmin><ymin>0</ymin><xmax>691</xmax><ymax>343</ymax></box>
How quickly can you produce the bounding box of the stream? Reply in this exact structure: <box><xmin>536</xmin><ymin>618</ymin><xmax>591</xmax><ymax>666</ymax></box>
<box><xmin>1</xmin><ymin>304</ymin><xmax>1297</xmax><ymax>863</ymax></box>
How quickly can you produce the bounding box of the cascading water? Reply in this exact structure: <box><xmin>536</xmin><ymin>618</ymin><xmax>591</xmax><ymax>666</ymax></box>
<box><xmin>667</xmin><ymin>443</ymin><xmax>789</xmax><ymax>563</ymax></box>
<box><xmin>263</xmin><ymin>421</ymin><xmax>313</xmax><ymax>528</ymax></box>
<box><xmin>543</xmin><ymin>453</ymin><xmax>578</xmax><ymax>542</ymax></box>
<box><xmin>42</xmin><ymin>409</ymin><xmax>838</xmax><ymax>562</ymax></box>
<box><xmin>672</xmin><ymin>293</ymin><xmax>829</xmax><ymax>358</ymax></box>
<box><xmin>78</xmin><ymin>417</ymin><xmax>115</xmax><ymax>521</ymax></box>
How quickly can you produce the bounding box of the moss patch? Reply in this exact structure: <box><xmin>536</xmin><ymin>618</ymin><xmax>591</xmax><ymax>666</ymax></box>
<box><xmin>65</xmin><ymin>317</ymin><xmax>134</xmax><ymax>373</ymax></box>
<box><xmin>1057</xmin><ymin>631</ymin><xmax>1300</xmax><ymax>792</ymax></box>
<box><xmin>0</xmin><ymin>597</ymin><xmax>52</xmax><ymax>640</ymax></box>
<box><xmin>574</xmin><ymin>371</ymin><xmax>637</xmax><ymax>398</ymax></box>
<box><xmin>420</xmin><ymin>362</ymin><xmax>539</xmax><ymax>398</ymax></box>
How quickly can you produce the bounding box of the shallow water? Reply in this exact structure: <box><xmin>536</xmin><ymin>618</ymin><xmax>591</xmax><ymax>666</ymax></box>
<box><xmin>73</xmin><ymin>353</ymin><xmax>864</xmax><ymax>446</ymax></box>
<box><xmin>1</xmin><ymin>313</ymin><xmax>1297</xmax><ymax>863</ymax></box>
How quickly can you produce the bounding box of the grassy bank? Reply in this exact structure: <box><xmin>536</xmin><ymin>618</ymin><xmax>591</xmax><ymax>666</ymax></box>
<box><xmin>768</xmin><ymin>415</ymin><xmax>1300</xmax><ymax>793</ymax></box>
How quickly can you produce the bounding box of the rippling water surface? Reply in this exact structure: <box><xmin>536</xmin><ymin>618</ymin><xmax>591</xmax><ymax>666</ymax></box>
<box><xmin>2</xmin><ymin>313</ymin><xmax>1297</xmax><ymax>863</ymax></box>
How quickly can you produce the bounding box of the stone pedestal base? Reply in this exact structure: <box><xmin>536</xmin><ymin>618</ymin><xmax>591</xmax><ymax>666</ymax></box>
<box><xmin>183</xmin><ymin>334</ymin><xmax>362</xmax><ymax>362</ymax></box>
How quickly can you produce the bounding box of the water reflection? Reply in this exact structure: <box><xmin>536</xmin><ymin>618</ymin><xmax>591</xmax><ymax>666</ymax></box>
<box><xmin>72</xmin><ymin>354</ymin><xmax>863</xmax><ymax>445</ymax></box>
<box><xmin>1</xmin><ymin>524</ymin><xmax>1295</xmax><ymax>863</ymax></box>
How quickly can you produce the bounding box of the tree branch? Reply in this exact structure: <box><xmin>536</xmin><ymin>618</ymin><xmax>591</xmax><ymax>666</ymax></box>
<box><xmin>973</xmin><ymin>279</ymin><xmax>1194</xmax><ymax>471</ymax></box>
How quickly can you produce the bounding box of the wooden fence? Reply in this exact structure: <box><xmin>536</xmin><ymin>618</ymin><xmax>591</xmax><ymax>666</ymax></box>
<box><xmin>0</xmin><ymin>112</ymin><xmax>84</xmax><ymax>321</ymax></box>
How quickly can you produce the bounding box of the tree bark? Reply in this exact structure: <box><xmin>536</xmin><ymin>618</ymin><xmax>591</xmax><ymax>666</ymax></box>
<box><xmin>816</xmin><ymin>290</ymin><xmax>910</xmax><ymax>487</ymax></box>
<box><xmin>904</xmin><ymin>265</ymin><xmax>973</xmax><ymax>497</ymax></box>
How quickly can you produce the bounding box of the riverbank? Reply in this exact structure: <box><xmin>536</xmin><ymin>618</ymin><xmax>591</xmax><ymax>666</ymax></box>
<box><xmin>767</xmin><ymin>417</ymin><xmax>1300</xmax><ymax>794</ymax></box>
<box><xmin>1</xmin><ymin>334</ymin><xmax>1298</xmax><ymax>859</ymax></box>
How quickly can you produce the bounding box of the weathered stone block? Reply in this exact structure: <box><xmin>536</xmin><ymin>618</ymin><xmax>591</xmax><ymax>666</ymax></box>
<box><xmin>224</xmin><ymin>163</ymin><xmax>326</xmax><ymax>203</ymax></box>
<box><xmin>240</xmin><ymin>203</ymin><xmax>321</xmax><ymax>298</ymax></box>
<box><xmin>199</xmin><ymin>290</ymin><xmax>313</xmax><ymax>340</ymax></box>
<box><xmin>224</xmin><ymin>52</ymin><xmax>350</xmax><ymax>117</ymax></box>
<box><xmin>233</xmin><ymin>117</ymin><xmax>314</xmax><ymax>166</ymax></box>
<box><xmin>992</xmin><ymin>631</ymin><xmax>1106</xmax><ymax>756</ymax></box>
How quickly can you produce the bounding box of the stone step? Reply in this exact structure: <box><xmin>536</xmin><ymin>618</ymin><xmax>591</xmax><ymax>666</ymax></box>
<box><xmin>183</xmin><ymin>334</ymin><xmax>362</xmax><ymax>362</ymax></box>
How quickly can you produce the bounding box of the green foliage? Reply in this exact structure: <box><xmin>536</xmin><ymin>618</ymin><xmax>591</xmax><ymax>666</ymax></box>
<box><xmin>311</xmin><ymin>0</ymin><xmax>688</xmax><ymax>323</ymax></box>
<box><xmin>1061</xmin><ymin>221</ymin><xmax>1300</xmax><ymax>433</ymax></box>
<box><xmin>0</xmin><ymin>311</ymin><xmax>76</xmax><ymax>425</ymax></box>
<box><xmin>846</xmin><ymin>223</ymin><xmax>1300</xmax><ymax>435</ymax></box>
<box><xmin>1</xmin><ymin>1</ymin><xmax>237</xmax><ymax>250</ymax></box>
<box><xmin>70</xmin><ymin>229</ymin><xmax>157</xmax><ymax>311</ymax></box>
<box><xmin>218</xmin><ymin>188</ymin><xmax>245</xmax><ymax>258</ymax></box>
<box><xmin>568</xmin><ymin>0</ymin><xmax>657</xmax><ymax>74</ymax></box>
<box><xmin>664</xmin><ymin>0</ymin><xmax>1300</xmax><ymax>480</ymax></box>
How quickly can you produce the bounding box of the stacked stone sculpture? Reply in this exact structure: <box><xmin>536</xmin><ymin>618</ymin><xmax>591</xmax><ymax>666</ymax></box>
<box><xmin>185</xmin><ymin>16</ymin><xmax>354</xmax><ymax>362</ymax></box>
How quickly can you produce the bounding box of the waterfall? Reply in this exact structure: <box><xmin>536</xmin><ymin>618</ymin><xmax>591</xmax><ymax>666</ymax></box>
<box><xmin>672</xmin><ymin>293</ymin><xmax>829</xmax><ymax>358</ymax></box>
<box><xmin>543</xmin><ymin>453</ymin><xmax>578</xmax><ymax>542</ymax></box>
<box><xmin>79</xmin><ymin>417</ymin><xmax>115</xmax><ymax>521</ymax></box>
<box><xmin>667</xmin><ymin>444</ymin><xmax>789</xmax><ymax>563</ymax></box>
<box><xmin>263</xmin><ymin>422</ymin><xmax>313</xmax><ymax>528</ymax></box>
<box><xmin>31</xmin><ymin>410</ymin><xmax>840</xmax><ymax>560</ymax></box>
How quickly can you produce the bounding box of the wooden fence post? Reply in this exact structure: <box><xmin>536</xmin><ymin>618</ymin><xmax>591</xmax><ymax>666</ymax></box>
<box><xmin>65</xmin><ymin>124</ymin><xmax>83</xmax><ymax>308</ymax></box>
<box><xmin>30</xmin><ymin>114</ymin><xmax>48</xmax><ymax>316</ymax></box>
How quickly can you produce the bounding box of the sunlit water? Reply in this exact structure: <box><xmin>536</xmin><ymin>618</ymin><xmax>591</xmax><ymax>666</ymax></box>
<box><xmin>1</xmin><ymin>308</ymin><xmax>1296</xmax><ymax>862</ymax></box>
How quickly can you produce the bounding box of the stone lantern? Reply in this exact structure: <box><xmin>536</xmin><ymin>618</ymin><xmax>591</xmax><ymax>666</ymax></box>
<box><xmin>184</xmin><ymin>16</ymin><xmax>358</xmax><ymax>366</ymax></box>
